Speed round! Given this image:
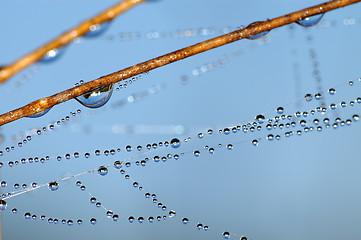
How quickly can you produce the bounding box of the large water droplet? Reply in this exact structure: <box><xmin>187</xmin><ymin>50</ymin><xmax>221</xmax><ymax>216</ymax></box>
<box><xmin>84</xmin><ymin>22</ymin><xmax>110</xmax><ymax>38</ymax></box>
<box><xmin>170</xmin><ymin>138</ymin><xmax>181</xmax><ymax>148</ymax></box>
<box><xmin>97</xmin><ymin>166</ymin><xmax>108</xmax><ymax>176</ymax></box>
<box><xmin>222</xmin><ymin>232</ymin><xmax>230</xmax><ymax>239</ymax></box>
<box><xmin>0</xmin><ymin>200</ymin><xmax>7</xmax><ymax>211</ymax></box>
<box><xmin>48</xmin><ymin>181</ymin><xmax>59</xmax><ymax>191</ymax></box>
<box><xmin>39</xmin><ymin>48</ymin><xmax>65</xmax><ymax>63</ymax></box>
<box><xmin>27</xmin><ymin>108</ymin><xmax>51</xmax><ymax>118</ymax></box>
<box><xmin>246</xmin><ymin>22</ymin><xmax>269</xmax><ymax>39</ymax></box>
<box><xmin>296</xmin><ymin>13</ymin><xmax>324</xmax><ymax>27</ymax></box>
<box><xmin>255</xmin><ymin>114</ymin><xmax>265</xmax><ymax>124</ymax></box>
<box><xmin>76</xmin><ymin>84</ymin><xmax>114</xmax><ymax>108</ymax></box>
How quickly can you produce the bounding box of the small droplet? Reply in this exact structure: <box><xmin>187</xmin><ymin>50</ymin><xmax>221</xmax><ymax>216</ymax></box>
<box><xmin>276</xmin><ymin>107</ymin><xmax>284</xmax><ymax>114</ymax></box>
<box><xmin>252</xmin><ymin>139</ymin><xmax>259</xmax><ymax>146</ymax></box>
<box><xmin>90</xmin><ymin>218</ymin><xmax>97</xmax><ymax>225</ymax></box>
<box><xmin>246</xmin><ymin>21</ymin><xmax>270</xmax><ymax>39</ymax></box>
<box><xmin>27</xmin><ymin>108</ymin><xmax>51</xmax><ymax>118</ymax></box>
<box><xmin>296</xmin><ymin>13</ymin><xmax>324</xmax><ymax>27</ymax></box>
<box><xmin>223</xmin><ymin>232</ymin><xmax>231</xmax><ymax>239</ymax></box>
<box><xmin>0</xmin><ymin>200</ymin><xmax>7</xmax><ymax>211</ymax></box>
<box><xmin>328</xmin><ymin>88</ymin><xmax>336</xmax><ymax>95</ymax></box>
<box><xmin>169</xmin><ymin>210</ymin><xmax>176</xmax><ymax>218</ymax></box>
<box><xmin>170</xmin><ymin>138</ymin><xmax>181</xmax><ymax>148</ymax></box>
<box><xmin>48</xmin><ymin>181</ymin><xmax>59</xmax><ymax>191</ymax></box>
<box><xmin>304</xmin><ymin>93</ymin><xmax>313</xmax><ymax>102</ymax></box>
<box><xmin>97</xmin><ymin>166</ymin><xmax>108</xmax><ymax>176</ymax></box>
<box><xmin>197</xmin><ymin>223</ymin><xmax>203</xmax><ymax>230</ymax></box>
<box><xmin>255</xmin><ymin>114</ymin><xmax>265</xmax><ymax>124</ymax></box>
<box><xmin>39</xmin><ymin>48</ymin><xmax>65</xmax><ymax>63</ymax></box>
<box><xmin>193</xmin><ymin>150</ymin><xmax>200</xmax><ymax>157</ymax></box>
<box><xmin>76</xmin><ymin>84</ymin><xmax>114</xmax><ymax>108</ymax></box>
<box><xmin>182</xmin><ymin>218</ymin><xmax>189</xmax><ymax>224</ymax></box>
<box><xmin>84</xmin><ymin>22</ymin><xmax>110</xmax><ymax>38</ymax></box>
<box><xmin>128</xmin><ymin>216</ymin><xmax>135</xmax><ymax>223</ymax></box>
<box><xmin>352</xmin><ymin>114</ymin><xmax>359</xmax><ymax>121</ymax></box>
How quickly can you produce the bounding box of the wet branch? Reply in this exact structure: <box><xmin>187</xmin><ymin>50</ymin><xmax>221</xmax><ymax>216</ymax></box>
<box><xmin>0</xmin><ymin>0</ymin><xmax>360</xmax><ymax>126</ymax></box>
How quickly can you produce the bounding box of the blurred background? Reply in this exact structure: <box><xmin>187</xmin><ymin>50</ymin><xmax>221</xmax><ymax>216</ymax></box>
<box><xmin>1</xmin><ymin>0</ymin><xmax>361</xmax><ymax>239</ymax></box>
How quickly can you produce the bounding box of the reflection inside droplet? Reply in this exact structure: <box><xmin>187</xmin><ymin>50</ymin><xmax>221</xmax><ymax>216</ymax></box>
<box><xmin>84</xmin><ymin>22</ymin><xmax>111</xmax><ymax>38</ymax></box>
<box><xmin>39</xmin><ymin>47</ymin><xmax>65</xmax><ymax>63</ymax></box>
<box><xmin>246</xmin><ymin>21</ymin><xmax>269</xmax><ymax>39</ymax></box>
<box><xmin>76</xmin><ymin>84</ymin><xmax>114</xmax><ymax>108</ymax></box>
<box><xmin>27</xmin><ymin>108</ymin><xmax>51</xmax><ymax>118</ymax></box>
<box><xmin>296</xmin><ymin>13</ymin><xmax>324</xmax><ymax>27</ymax></box>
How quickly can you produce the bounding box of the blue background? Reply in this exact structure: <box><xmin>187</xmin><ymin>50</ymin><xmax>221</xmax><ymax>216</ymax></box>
<box><xmin>1</xmin><ymin>0</ymin><xmax>361</xmax><ymax>239</ymax></box>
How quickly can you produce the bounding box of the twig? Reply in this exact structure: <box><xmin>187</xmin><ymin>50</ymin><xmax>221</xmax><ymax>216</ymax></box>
<box><xmin>0</xmin><ymin>0</ymin><xmax>146</xmax><ymax>84</ymax></box>
<box><xmin>0</xmin><ymin>0</ymin><xmax>360</xmax><ymax>126</ymax></box>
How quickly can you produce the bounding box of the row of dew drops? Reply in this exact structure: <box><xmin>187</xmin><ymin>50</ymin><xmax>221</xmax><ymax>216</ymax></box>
<box><xmin>0</xmin><ymin>13</ymin><xmax>355</xmax><ymax>240</ymax></box>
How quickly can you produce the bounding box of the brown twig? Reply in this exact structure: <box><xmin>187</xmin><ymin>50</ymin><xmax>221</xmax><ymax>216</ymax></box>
<box><xmin>0</xmin><ymin>0</ymin><xmax>360</xmax><ymax>126</ymax></box>
<box><xmin>0</xmin><ymin>0</ymin><xmax>146</xmax><ymax>84</ymax></box>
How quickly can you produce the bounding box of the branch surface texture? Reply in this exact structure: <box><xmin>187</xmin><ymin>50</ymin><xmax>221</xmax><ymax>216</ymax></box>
<box><xmin>0</xmin><ymin>0</ymin><xmax>146</xmax><ymax>84</ymax></box>
<box><xmin>0</xmin><ymin>0</ymin><xmax>360</xmax><ymax>126</ymax></box>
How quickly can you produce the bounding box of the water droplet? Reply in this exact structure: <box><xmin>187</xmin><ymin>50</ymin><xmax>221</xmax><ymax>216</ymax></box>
<box><xmin>223</xmin><ymin>232</ymin><xmax>230</xmax><ymax>239</ymax></box>
<box><xmin>0</xmin><ymin>200</ymin><xmax>7</xmax><ymax>211</ymax></box>
<box><xmin>97</xmin><ymin>166</ymin><xmax>108</xmax><ymax>176</ymax></box>
<box><xmin>182</xmin><ymin>218</ymin><xmax>189</xmax><ymax>224</ymax></box>
<box><xmin>114</xmin><ymin>161</ymin><xmax>122</xmax><ymax>169</ymax></box>
<box><xmin>24</xmin><ymin>212</ymin><xmax>31</xmax><ymax>219</ymax></box>
<box><xmin>39</xmin><ymin>48</ymin><xmax>65</xmax><ymax>63</ymax></box>
<box><xmin>276</xmin><ymin>107</ymin><xmax>284</xmax><ymax>114</ymax></box>
<box><xmin>328</xmin><ymin>88</ymin><xmax>336</xmax><ymax>95</ymax></box>
<box><xmin>193</xmin><ymin>150</ymin><xmax>200</xmax><ymax>157</ymax></box>
<box><xmin>12</xmin><ymin>208</ymin><xmax>17</xmax><ymax>214</ymax></box>
<box><xmin>84</xmin><ymin>22</ymin><xmax>110</xmax><ymax>38</ymax></box>
<box><xmin>197</xmin><ymin>223</ymin><xmax>203</xmax><ymax>230</ymax></box>
<box><xmin>67</xmin><ymin>220</ymin><xmax>73</xmax><ymax>226</ymax></box>
<box><xmin>128</xmin><ymin>216</ymin><xmax>135</xmax><ymax>223</ymax></box>
<box><xmin>255</xmin><ymin>114</ymin><xmax>265</xmax><ymax>124</ymax></box>
<box><xmin>304</xmin><ymin>93</ymin><xmax>313</xmax><ymax>102</ymax></box>
<box><xmin>352</xmin><ymin>114</ymin><xmax>359</xmax><ymax>121</ymax></box>
<box><xmin>76</xmin><ymin>84</ymin><xmax>114</xmax><ymax>108</ymax></box>
<box><xmin>112</xmin><ymin>214</ymin><xmax>119</xmax><ymax>221</ymax></box>
<box><xmin>138</xmin><ymin>217</ymin><xmax>144</xmax><ymax>223</ymax></box>
<box><xmin>90</xmin><ymin>197</ymin><xmax>97</xmax><ymax>204</ymax></box>
<box><xmin>252</xmin><ymin>139</ymin><xmax>259</xmax><ymax>146</ymax></box>
<box><xmin>90</xmin><ymin>218</ymin><xmax>97</xmax><ymax>225</ymax></box>
<box><xmin>226</xmin><ymin>144</ymin><xmax>233</xmax><ymax>150</ymax></box>
<box><xmin>296</xmin><ymin>13</ymin><xmax>324</xmax><ymax>27</ymax></box>
<box><xmin>125</xmin><ymin>145</ymin><xmax>132</xmax><ymax>152</ymax></box>
<box><xmin>246</xmin><ymin>21</ymin><xmax>269</xmax><ymax>39</ymax></box>
<box><xmin>169</xmin><ymin>210</ymin><xmax>176</xmax><ymax>218</ymax></box>
<box><xmin>27</xmin><ymin>108</ymin><xmax>51</xmax><ymax>118</ymax></box>
<box><xmin>77</xmin><ymin>219</ymin><xmax>83</xmax><ymax>225</ymax></box>
<box><xmin>170</xmin><ymin>138</ymin><xmax>181</xmax><ymax>148</ymax></box>
<box><xmin>48</xmin><ymin>181</ymin><xmax>59</xmax><ymax>191</ymax></box>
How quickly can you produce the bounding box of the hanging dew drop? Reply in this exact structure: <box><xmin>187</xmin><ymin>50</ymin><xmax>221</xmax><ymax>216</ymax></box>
<box><xmin>170</xmin><ymin>138</ymin><xmax>181</xmax><ymax>148</ymax></box>
<box><xmin>90</xmin><ymin>218</ymin><xmax>97</xmax><ymax>225</ymax></box>
<box><xmin>27</xmin><ymin>108</ymin><xmax>51</xmax><ymax>118</ymax></box>
<box><xmin>39</xmin><ymin>48</ymin><xmax>65</xmax><ymax>63</ymax></box>
<box><xmin>304</xmin><ymin>93</ymin><xmax>313</xmax><ymax>102</ymax></box>
<box><xmin>296</xmin><ymin>13</ymin><xmax>324</xmax><ymax>27</ymax></box>
<box><xmin>328</xmin><ymin>88</ymin><xmax>336</xmax><ymax>95</ymax></box>
<box><xmin>48</xmin><ymin>181</ymin><xmax>59</xmax><ymax>191</ymax></box>
<box><xmin>84</xmin><ymin>22</ymin><xmax>110</xmax><ymax>38</ymax></box>
<box><xmin>97</xmin><ymin>166</ymin><xmax>108</xmax><ymax>176</ymax></box>
<box><xmin>182</xmin><ymin>218</ymin><xmax>189</xmax><ymax>224</ymax></box>
<box><xmin>246</xmin><ymin>21</ymin><xmax>270</xmax><ymax>39</ymax></box>
<box><xmin>76</xmin><ymin>84</ymin><xmax>114</xmax><ymax>108</ymax></box>
<box><xmin>252</xmin><ymin>139</ymin><xmax>259</xmax><ymax>146</ymax></box>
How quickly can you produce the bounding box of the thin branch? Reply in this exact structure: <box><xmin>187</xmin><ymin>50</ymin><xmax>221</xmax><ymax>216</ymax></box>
<box><xmin>0</xmin><ymin>0</ymin><xmax>146</xmax><ymax>84</ymax></box>
<box><xmin>0</xmin><ymin>0</ymin><xmax>360</xmax><ymax>126</ymax></box>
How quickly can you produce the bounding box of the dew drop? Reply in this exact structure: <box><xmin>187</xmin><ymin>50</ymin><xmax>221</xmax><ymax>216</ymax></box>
<box><xmin>84</xmin><ymin>22</ymin><xmax>110</xmax><ymax>38</ymax></box>
<box><xmin>27</xmin><ymin>108</ymin><xmax>51</xmax><ymax>118</ymax></box>
<box><xmin>255</xmin><ymin>114</ymin><xmax>265</xmax><ymax>124</ymax></box>
<box><xmin>246</xmin><ymin>21</ymin><xmax>270</xmax><ymax>39</ymax></box>
<box><xmin>0</xmin><ymin>200</ymin><xmax>7</xmax><ymax>211</ymax></box>
<box><xmin>182</xmin><ymin>218</ymin><xmax>189</xmax><ymax>224</ymax></box>
<box><xmin>48</xmin><ymin>181</ymin><xmax>59</xmax><ymax>191</ymax></box>
<box><xmin>296</xmin><ymin>13</ymin><xmax>324</xmax><ymax>27</ymax></box>
<box><xmin>170</xmin><ymin>138</ymin><xmax>181</xmax><ymax>148</ymax></box>
<box><xmin>169</xmin><ymin>210</ymin><xmax>176</xmax><ymax>218</ymax></box>
<box><xmin>223</xmin><ymin>232</ymin><xmax>231</xmax><ymax>239</ymax></box>
<box><xmin>128</xmin><ymin>216</ymin><xmax>135</xmax><ymax>223</ymax></box>
<box><xmin>90</xmin><ymin>218</ymin><xmax>97</xmax><ymax>225</ymax></box>
<box><xmin>114</xmin><ymin>161</ymin><xmax>122</xmax><ymax>169</ymax></box>
<box><xmin>24</xmin><ymin>212</ymin><xmax>31</xmax><ymax>219</ymax></box>
<box><xmin>197</xmin><ymin>223</ymin><xmax>203</xmax><ymax>230</ymax></box>
<box><xmin>304</xmin><ymin>93</ymin><xmax>313</xmax><ymax>102</ymax></box>
<box><xmin>352</xmin><ymin>114</ymin><xmax>359</xmax><ymax>122</ymax></box>
<box><xmin>39</xmin><ymin>48</ymin><xmax>65</xmax><ymax>63</ymax></box>
<box><xmin>97</xmin><ymin>166</ymin><xmax>108</xmax><ymax>176</ymax></box>
<box><xmin>328</xmin><ymin>88</ymin><xmax>336</xmax><ymax>95</ymax></box>
<box><xmin>76</xmin><ymin>84</ymin><xmax>114</xmax><ymax>108</ymax></box>
<box><xmin>276</xmin><ymin>107</ymin><xmax>284</xmax><ymax>114</ymax></box>
<box><xmin>193</xmin><ymin>150</ymin><xmax>200</xmax><ymax>157</ymax></box>
<box><xmin>252</xmin><ymin>139</ymin><xmax>259</xmax><ymax>146</ymax></box>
